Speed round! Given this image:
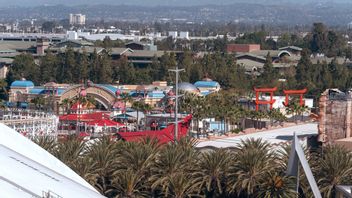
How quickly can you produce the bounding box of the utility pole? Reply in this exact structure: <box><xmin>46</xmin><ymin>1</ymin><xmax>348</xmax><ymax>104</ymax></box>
<box><xmin>169</xmin><ymin>65</ymin><xmax>184</xmax><ymax>142</ymax></box>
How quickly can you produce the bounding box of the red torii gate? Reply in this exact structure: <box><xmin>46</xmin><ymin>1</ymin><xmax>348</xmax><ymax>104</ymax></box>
<box><xmin>283</xmin><ymin>88</ymin><xmax>307</xmax><ymax>106</ymax></box>
<box><xmin>254</xmin><ymin>87</ymin><xmax>277</xmax><ymax>111</ymax></box>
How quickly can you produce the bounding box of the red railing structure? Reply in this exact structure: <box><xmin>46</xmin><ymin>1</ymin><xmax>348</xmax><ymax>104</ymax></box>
<box><xmin>283</xmin><ymin>88</ymin><xmax>307</xmax><ymax>106</ymax></box>
<box><xmin>118</xmin><ymin>114</ymin><xmax>192</xmax><ymax>144</ymax></box>
<box><xmin>254</xmin><ymin>87</ymin><xmax>277</xmax><ymax>111</ymax></box>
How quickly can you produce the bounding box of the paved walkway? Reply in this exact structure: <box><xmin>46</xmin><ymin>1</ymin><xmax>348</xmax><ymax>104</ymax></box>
<box><xmin>196</xmin><ymin>123</ymin><xmax>318</xmax><ymax>148</ymax></box>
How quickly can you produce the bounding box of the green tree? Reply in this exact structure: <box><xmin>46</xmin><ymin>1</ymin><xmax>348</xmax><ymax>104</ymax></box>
<box><xmin>227</xmin><ymin>138</ymin><xmax>275</xmax><ymax>197</ymax></box>
<box><xmin>310</xmin><ymin>23</ymin><xmax>328</xmax><ymax>54</ymax></box>
<box><xmin>57</xmin><ymin>47</ymin><xmax>76</xmax><ymax>83</ymax></box>
<box><xmin>295</xmin><ymin>49</ymin><xmax>312</xmax><ymax>89</ymax></box>
<box><xmin>8</xmin><ymin>53</ymin><xmax>39</xmax><ymax>84</ymax></box>
<box><xmin>97</xmin><ymin>52</ymin><xmax>113</xmax><ymax>83</ymax></box>
<box><xmin>193</xmin><ymin>149</ymin><xmax>232</xmax><ymax>197</ymax></box>
<box><xmin>42</xmin><ymin>21</ymin><xmax>57</xmax><ymax>33</ymax></box>
<box><xmin>76</xmin><ymin>49</ymin><xmax>89</xmax><ymax>83</ymax></box>
<box><xmin>260</xmin><ymin>52</ymin><xmax>277</xmax><ymax>86</ymax></box>
<box><xmin>89</xmin><ymin>49</ymin><xmax>100</xmax><ymax>83</ymax></box>
<box><xmin>113</xmin><ymin>56</ymin><xmax>136</xmax><ymax>84</ymax></box>
<box><xmin>40</xmin><ymin>50</ymin><xmax>57</xmax><ymax>84</ymax></box>
<box><xmin>315</xmin><ymin>145</ymin><xmax>352</xmax><ymax>198</ymax></box>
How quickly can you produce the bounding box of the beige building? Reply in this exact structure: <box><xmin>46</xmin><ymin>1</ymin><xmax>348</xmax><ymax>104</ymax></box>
<box><xmin>69</xmin><ymin>14</ymin><xmax>86</xmax><ymax>25</ymax></box>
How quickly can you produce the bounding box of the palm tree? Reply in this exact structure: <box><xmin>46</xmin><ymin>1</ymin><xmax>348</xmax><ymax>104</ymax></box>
<box><xmin>31</xmin><ymin>135</ymin><xmax>57</xmax><ymax>154</ymax></box>
<box><xmin>30</xmin><ymin>96</ymin><xmax>46</xmax><ymax>110</ymax></box>
<box><xmin>111</xmin><ymin>168</ymin><xmax>146</xmax><ymax>198</ymax></box>
<box><xmin>120</xmin><ymin>92</ymin><xmax>133</xmax><ymax>113</ymax></box>
<box><xmin>164</xmin><ymin>172</ymin><xmax>199</xmax><ymax>198</ymax></box>
<box><xmin>193</xmin><ymin>149</ymin><xmax>232</xmax><ymax>197</ymax></box>
<box><xmin>257</xmin><ymin>172</ymin><xmax>297</xmax><ymax>198</ymax></box>
<box><xmin>180</xmin><ymin>93</ymin><xmax>206</xmax><ymax>137</ymax></box>
<box><xmin>85</xmin><ymin>136</ymin><xmax>119</xmax><ymax>195</ymax></box>
<box><xmin>52</xmin><ymin>135</ymin><xmax>85</xmax><ymax>168</ymax></box>
<box><xmin>315</xmin><ymin>145</ymin><xmax>352</xmax><ymax>198</ymax></box>
<box><xmin>60</xmin><ymin>98</ymin><xmax>72</xmax><ymax>114</ymax></box>
<box><xmin>117</xmin><ymin>141</ymin><xmax>156</xmax><ymax>173</ymax></box>
<box><xmin>132</xmin><ymin>100</ymin><xmax>147</xmax><ymax>130</ymax></box>
<box><xmin>285</xmin><ymin>101</ymin><xmax>307</xmax><ymax>123</ymax></box>
<box><xmin>227</xmin><ymin>138</ymin><xmax>275</xmax><ymax>197</ymax></box>
<box><xmin>70</xmin><ymin>156</ymin><xmax>98</xmax><ymax>187</ymax></box>
<box><xmin>150</xmin><ymin>140</ymin><xmax>197</xmax><ymax>196</ymax></box>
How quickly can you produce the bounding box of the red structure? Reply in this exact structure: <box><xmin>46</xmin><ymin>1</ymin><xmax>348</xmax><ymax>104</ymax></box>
<box><xmin>117</xmin><ymin>115</ymin><xmax>192</xmax><ymax>144</ymax></box>
<box><xmin>283</xmin><ymin>88</ymin><xmax>307</xmax><ymax>106</ymax></box>
<box><xmin>254</xmin><ymin>87</ymin><xmax>277</xmax><ymax>111</ymax></box>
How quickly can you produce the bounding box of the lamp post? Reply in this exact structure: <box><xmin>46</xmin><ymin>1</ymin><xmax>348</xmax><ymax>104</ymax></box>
<box><xmin>169</xmin><ymin>65</ymin><xmax>184</xmax><ymax>142</ymax></box>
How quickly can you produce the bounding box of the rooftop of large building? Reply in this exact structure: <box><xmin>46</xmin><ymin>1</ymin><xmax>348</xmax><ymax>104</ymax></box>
<box><xmin>10</xmin><ymin>80</ymin><xmax>34</xmax><ymax>88</ymax></box>
<box><xmin>194</xmin><ymin>80</ymin><xmax>220</xmax><ymax>88</ymax></box>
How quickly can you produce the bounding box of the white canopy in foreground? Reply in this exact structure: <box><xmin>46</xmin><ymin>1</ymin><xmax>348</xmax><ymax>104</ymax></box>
<box><xmin>0</xmin><ymin>123</ymin><xmax>104</xmax><ymax>198</ymax></box>
<box><xmin>196</xmin><ymin>123</ymin><xmax>318</xmax><ymax>148</ymax></box>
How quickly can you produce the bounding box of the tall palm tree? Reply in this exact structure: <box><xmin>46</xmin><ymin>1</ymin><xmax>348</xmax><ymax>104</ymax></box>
<box><xmin>117</xmin><ymin>141</ymin><xmax>156</xmax><ymax>173</ymax></box>
<box><xmin>31</xmin><ymin>135</ymin><xmax>57</xmax><ymax>154</ymax></box>
<box><xmin>164</xmin><ymin>172</ymin><xmax>199</xmax><ymax>198</ymax></box>
<box><xmin>132</xmin><ymin>100</ymin><xmax>148</xmax><ymax>130</ymax></box>
<box><xmin>85</xmin><ymin>136</ymin><xmax>119</xmax><ymax>195</ymax></box>
<box><xmin>150</xmin><ymin>141</ymin><xmax>197</xmax><ymax>196</ymax></box>
<box><xmin>227</xmin><ymin>138</ymin><xmax>275</xmax><ymax>197</ymax></box>
<box><xmin>52</xmin><ymin>135</ymin><xmax>85</xmax><ymax>168</ymax></box>
<box><xmin>285</xmin><ymin>101</ymin><xmax>305</xmax><ymax>123</ymax></box>
<box><xmin>257</xmin><ymin>172</ymin><xmax>297</xmax><ymax>198</ymax></box>
<box><xmin>70</xmin><ymin>156</ymin><xmax>98</xmax><ymax>187</ymax></box>
<box><xmin>120</xmin><ymin>92</ymin><xmax>133</xmax><ymax>113</ymax></box>
<box><xmin>315</xmin><ymin>145</ymin><xmax>352</xmax><ymax>198</ymax></box>
<box><xmin>30</xmin><ymin>96</ymin><xmax>46</xmax><ymax>110</ymax></box>
<box><xmin>111</xmin><ymin>168</ymin><xmax>146</xmax><ymax>198</ymax></box>
<box><xmin>60</xmin><ymin>98</ymin><xmax>72</xmax><ymax>114</ymax></box>
<box><xmin>193</xmin><ymin>149</ymin><xmax>232</xmax><ymax>197</ymax></box>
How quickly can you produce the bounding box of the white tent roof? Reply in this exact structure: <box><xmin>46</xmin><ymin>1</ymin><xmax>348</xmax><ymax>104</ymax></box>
<box><xmin>0</xmin><ymin>123</ymin><xmax>104</xmax><ymax>197</ymax></box>
<box><xmin>196</xmin><ymin>123</ymin><xmax>318</xmax><ymax>148</ymax></box>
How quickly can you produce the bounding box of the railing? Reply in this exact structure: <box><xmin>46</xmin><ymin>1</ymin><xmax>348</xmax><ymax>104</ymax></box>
<box><xmin>0</xmin><ymin>109</ymin><xmax>58</xmax><ymax>137</ymax></box>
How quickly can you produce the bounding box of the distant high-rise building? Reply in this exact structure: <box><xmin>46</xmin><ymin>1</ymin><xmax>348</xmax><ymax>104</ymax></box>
<box><xmin>69</xmin><ymin>14</ymin><xmax>86</xmax><ymax>25</ymax></box>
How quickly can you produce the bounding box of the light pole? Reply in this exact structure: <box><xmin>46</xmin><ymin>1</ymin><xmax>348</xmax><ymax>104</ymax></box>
<box><xmin>169</xmin><ymin>65</ymin><xmax>184</xmax><ymax>142</ymax></box>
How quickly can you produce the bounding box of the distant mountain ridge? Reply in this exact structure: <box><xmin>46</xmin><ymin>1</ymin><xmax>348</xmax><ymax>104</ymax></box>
<box><xmin>0</xmin><ymin>2</ymin><xmax>352</xmax><ymax>25</ymax></box>
<box><xmin>0</xmin><ymin>0</ymin><xmax>351</xmax><ymax>7</ymax></box>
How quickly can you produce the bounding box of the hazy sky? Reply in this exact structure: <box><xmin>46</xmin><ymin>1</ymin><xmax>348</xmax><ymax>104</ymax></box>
<box><xmin>0</xmin><ymin>0</ymin><xmax>349</xmax><ymax>7</ymax></box>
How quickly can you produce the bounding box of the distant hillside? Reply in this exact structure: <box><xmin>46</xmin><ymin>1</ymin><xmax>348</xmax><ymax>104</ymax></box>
<box><xmin>0</xmin><ymin>0</ymin><xmax>352</xmax><ymax>7</ymax></box>
<box><xmin>0</xmin><ymin>2</ymin><xmax>352</xmax><ymax>25</ymax></box>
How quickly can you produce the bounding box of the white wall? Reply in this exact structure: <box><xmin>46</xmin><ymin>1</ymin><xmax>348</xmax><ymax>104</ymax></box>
<box><xmin>260</xmin><ymin>96</ymin><xmax>314</xmax><ymax>109</ymax></box>
<box><xmin>168</xmin><ymin>31</ymin><xmax>178</xmax><ymax>38</ymax></box>
<box><xmin>179</xmin><ymin>31</ymin><xmax>189</xmax><ymax>39</ymax></box>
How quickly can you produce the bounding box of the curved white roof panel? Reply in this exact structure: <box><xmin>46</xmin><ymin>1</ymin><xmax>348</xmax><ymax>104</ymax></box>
<box><xmin>0</xmin><ymin>123</ymin><xmax>104</xmax><ymax>197</ymax></box>
<box><xmin>197</xmin><ymin>123</ymin><xmax>318</xmax><ymax>148</ymax></box>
